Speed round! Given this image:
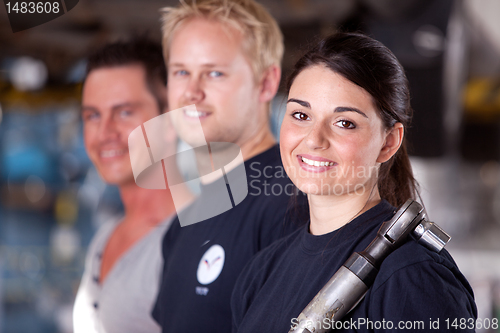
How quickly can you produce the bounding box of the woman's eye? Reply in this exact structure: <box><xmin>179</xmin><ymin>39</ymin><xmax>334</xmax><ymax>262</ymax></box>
<box><xmin>335</xmin><ymin>120</ymin><xmax>355</xmax><ymax>129</ymax></box>
<box><xmin>292</xmin><ymin>112</ymin><xmax>310</xmax><ymax>121</ymax></box>
<box><xmin>208</xmin><ymin>71</ymin><xmax>223</xmax><ymax>78</ymax></box>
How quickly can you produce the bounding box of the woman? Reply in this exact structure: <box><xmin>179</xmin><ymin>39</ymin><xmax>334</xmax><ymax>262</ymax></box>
<box><xmin>231</xmin><ymin>32</ymin><xmax>477</xmax><ymax>332</ymax></box>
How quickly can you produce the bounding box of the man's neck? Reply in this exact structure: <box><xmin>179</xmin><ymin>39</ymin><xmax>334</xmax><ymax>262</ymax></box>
<box><xmin>239</xmin><ymin>124</ymin><xmax>276</xmax><ymax>161</ymax></box>
<box><xmin>195</xmin><ymin>122</ymin><xmax>276</xmax><ymax>185</ymax></box>
<box><xmin>118</xmin><ymin>182</ymin><xmax>180</xmax><ymax>227</ymax></box>
<box><xmin>98</xmin><ymin>180</ymin><xmax>192</xmax><ymax>284</ymax></box>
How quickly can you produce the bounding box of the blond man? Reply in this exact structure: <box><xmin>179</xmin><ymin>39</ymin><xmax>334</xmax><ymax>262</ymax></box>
<box><xmin>152</xmin><ymin>0</ymin><xmax>305</xmax><ymax>332</ymax></box>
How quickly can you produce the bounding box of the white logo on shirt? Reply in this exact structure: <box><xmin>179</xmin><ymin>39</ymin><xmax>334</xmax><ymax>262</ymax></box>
<box><xmin>196</xmin><ymin>244</ymin><xmax>225</xmax><ymax>285</ymax></box>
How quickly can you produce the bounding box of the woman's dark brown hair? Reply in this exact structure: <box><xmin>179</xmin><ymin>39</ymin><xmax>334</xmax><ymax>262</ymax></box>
<box><xmin>286</xmin><ymin>32</ymin><xmax>417</xmax><ymax>207</ymax></box>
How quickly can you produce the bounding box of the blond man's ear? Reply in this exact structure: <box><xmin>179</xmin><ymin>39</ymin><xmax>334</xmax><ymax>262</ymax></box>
<box><xmin>259</xmin><ymin>64</ymin><xmax>281</xmax><ymax>104</ymax></box>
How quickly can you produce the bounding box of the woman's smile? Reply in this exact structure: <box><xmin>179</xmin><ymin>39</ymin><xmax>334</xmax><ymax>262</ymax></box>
<box><xmin>297</xmin><ymin>154</ymin><xmax>337</xmax><ymax>173</ymax></box>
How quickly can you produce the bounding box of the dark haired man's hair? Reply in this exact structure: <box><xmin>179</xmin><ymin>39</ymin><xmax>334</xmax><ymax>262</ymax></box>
<box><xmin>286</xmin><ymin>32</ymin><xmax>417</xmax><ymax>207</ymax></box>
<box><xmin>86</xmin><ymin>37</ymin><xmax>167</xmax><ymax>112</ymax></box>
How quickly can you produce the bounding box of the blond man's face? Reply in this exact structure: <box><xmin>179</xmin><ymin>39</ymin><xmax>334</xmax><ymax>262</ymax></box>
<box><xmin>167</xmin><ymin>18</ymin><xmax>263</xmax><ymax>147</ymax></box>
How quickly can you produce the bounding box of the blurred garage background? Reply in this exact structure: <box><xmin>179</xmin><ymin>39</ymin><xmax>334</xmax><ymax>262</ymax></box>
<box><xmin>1</xmin><ymin>0</ymin><xmax>500</xmax><ymax>332</ymax></box>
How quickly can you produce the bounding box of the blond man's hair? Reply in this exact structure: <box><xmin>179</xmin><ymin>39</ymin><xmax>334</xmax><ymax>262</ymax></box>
<box><xmin>160</xmin><ymin>0</ymin><xmax>284</xmax><ymax>80</ymax></box>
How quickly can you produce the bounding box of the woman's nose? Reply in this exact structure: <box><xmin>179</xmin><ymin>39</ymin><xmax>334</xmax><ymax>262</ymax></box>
<box><xmin>304</xmin><ymin>122</ymin><xmax>330</xmax><ymax>150</ymax></box>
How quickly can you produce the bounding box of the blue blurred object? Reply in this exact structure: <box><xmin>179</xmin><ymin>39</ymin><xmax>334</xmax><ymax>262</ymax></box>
<box><xmin>0</xmin><ymin>106</ymin><xmax>116</xmax><ymax>333</ymax></box>
<box><xmin>0</xmin><ymin>111</ymin><xmax>60</xmax><ymax>184</ymax></box>
<box><xmin>2</xmin><ymin>146</ymin><xmax>53</xmax><ymax>183</ymax></box>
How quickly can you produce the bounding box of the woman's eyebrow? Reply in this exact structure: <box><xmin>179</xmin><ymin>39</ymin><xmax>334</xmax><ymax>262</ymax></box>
<box><xmin>334</xmin><ymin>106</ymin><xmax>368</xmax><ymax>118</ymax></box>
<box><xmin>287</xmin><ymin>98</ymin><xmax>310</xmax><ymax>108</ymax></box>
<box><xmin>287</xmin><ymin>99</ymin><xmax>368</xmax><ymax>119</ymax></box>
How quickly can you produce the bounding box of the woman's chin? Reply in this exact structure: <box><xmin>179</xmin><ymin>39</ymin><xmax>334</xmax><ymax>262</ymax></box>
<box><xmin>294</xmin><ymin>180</ymin><xmax>370</xmax><ymax>197</ymax></box>
<box><xmin>296</xmin><ymin>182</ymin><xmax>338</xmax><ymax>196</ymax></box>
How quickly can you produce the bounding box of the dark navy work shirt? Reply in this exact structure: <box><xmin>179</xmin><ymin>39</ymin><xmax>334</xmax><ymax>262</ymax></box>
<box><xmin>232</xmin><ymin>200</ymin><xmax>477</xmax><ymax>332</ymax></box>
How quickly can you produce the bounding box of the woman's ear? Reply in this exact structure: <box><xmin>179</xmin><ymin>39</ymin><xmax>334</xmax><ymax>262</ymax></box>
<box><xmin>377</xmin><ymin>122</ymin><xmax>404</xmax><ymax>163</ymax></box>
<box><xmin>259</xmin><ymin>64</ymin><xmax>281</xmax><ymax>103</ymax></box>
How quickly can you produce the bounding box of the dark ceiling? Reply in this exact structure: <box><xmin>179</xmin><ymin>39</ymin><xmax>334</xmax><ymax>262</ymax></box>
<box><xmin>0</xmin><ymin>0</ymin><xmax>362</xmax><ymax>79</ymax></box>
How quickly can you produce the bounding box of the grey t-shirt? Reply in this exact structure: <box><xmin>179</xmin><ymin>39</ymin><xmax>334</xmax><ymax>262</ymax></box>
<box><xmin>73</xmin><ymin>215</ymin><xmax>174</xmax><ymax>333</ymax></box>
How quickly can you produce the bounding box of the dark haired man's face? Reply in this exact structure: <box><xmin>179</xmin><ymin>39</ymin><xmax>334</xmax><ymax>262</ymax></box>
<box><xmin>82</xmin><ymin>65</ymin><xmax>162</xmax><ymax>186</ymax></box>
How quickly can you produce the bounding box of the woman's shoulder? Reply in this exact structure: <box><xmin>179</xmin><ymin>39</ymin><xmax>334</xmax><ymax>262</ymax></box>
<box><xmin>364</xmin><ymin>240</ymin><xmax>477</xmax><ymax>324</ymax></box>
<box><xmin>374</xmin><ymin>240</ymin><xmax>469</xmax><ymax>290</ymax></box>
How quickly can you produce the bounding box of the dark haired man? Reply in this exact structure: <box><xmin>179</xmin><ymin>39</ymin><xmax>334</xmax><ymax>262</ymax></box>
<box><xmin>73</xmin><ymin>38</ymin><xmax>192</xmax><ymax>333</ymax></box>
